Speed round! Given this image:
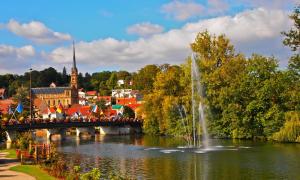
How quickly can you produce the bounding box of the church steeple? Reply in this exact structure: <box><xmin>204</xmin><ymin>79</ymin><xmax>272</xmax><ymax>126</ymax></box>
<box><xmin>70</xmin><ymin>41</ymin><xmax>78</xmax><ymax>89</ymax></box>
<box><xmin>72</xmin><ymin>40</ymin><xmax>77</xmax><ymax>71</ymax></box>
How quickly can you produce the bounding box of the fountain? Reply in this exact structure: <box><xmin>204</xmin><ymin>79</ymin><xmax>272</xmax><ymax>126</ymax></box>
<box><xmin>191</xmin><ymin>54</ymin><xmax>211</xmax><ymax>150</ymax></box>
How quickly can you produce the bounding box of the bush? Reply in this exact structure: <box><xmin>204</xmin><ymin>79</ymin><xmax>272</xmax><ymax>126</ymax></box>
<box><xmin>80</xmin><ymin>168</ymin><xmax>101</xmax><ymax>180</ymax></box>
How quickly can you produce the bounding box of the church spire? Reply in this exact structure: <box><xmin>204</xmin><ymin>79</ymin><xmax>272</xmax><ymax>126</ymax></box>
<box><xmin>70</xmin><ymin>40</ymin><xmax>78</xmax><ymax>90</ymax></box>
<box><xmin>72</xmin><ymin>40</ymin><xmax>77</xmax><ymax>71</ymax></box>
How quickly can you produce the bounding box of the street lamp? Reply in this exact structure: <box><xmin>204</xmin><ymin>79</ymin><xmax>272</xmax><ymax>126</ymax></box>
<box><xmin>29</xmin><ymin>68</ymin><xmax>32</xmax><ymax>121</ymax></box>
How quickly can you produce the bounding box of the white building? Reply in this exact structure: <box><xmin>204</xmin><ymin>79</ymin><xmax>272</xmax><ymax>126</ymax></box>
<box><xmin>78</xmin><ymin>90</ymin><xmax>86</xmax><ymax>105</ymax></box>
<box><xmin>112</xmin><ymin>89</ymin><xmax>133</xmax><ymax>98</ymax></box>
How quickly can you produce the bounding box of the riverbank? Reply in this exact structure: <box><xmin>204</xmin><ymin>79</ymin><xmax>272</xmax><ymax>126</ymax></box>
<box><xmin>0</xmin><ymin>149</ymin><xmax>55</xmax><ymax>180</ymax></box>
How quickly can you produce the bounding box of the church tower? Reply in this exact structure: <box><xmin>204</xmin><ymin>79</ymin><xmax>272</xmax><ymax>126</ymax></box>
<box><xmin>70</xmin><ymin>41</ymin><xmax>79</xmax><ymax>105</ymax></box>
<box><xmin>71</xmin><ymin>41</ymin><xmax>78</xmax><ymax>89</ymax></box>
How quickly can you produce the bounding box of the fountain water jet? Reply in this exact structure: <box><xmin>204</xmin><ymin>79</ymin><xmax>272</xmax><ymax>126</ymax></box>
<box><xmin>191</xmin><ymin>54</ymin><xmax>211</xmax><ymax>149</ymax></box>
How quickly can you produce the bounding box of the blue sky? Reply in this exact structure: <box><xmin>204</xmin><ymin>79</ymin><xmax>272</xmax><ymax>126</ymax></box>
<box><xmin>0</xmin><ymin>0</ymin><xmax>298</xmax><ymax>74</ymax></box>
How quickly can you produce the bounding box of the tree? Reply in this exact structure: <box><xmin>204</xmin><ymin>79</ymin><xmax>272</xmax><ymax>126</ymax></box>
<box><xmin>123</xmin><ymin>106</ymin><xmax>135</xmax><ymax>118</ymax></box>
<box><xmin>133</xmin><ymin>65</ymin><xmax>160</xmax><ymax>93</ymax></box>
<box><xmin>106</xmin><ymin>72</ymin><xmax>118</xmax><ymax>90</ymax></box>
<box><xmin>282</xmin><ymin>5</ymin><xmax>300</xmax><ymax>52</ymax></box>
<box><xmin>282</xmin><ymin>5</ymin><xmax>300</xmax><ymax>74</ymax></box>
<box><xmin>96</xmin><ymin>98</ymin><xmax>108</xmax><ymax>112</ymax></box>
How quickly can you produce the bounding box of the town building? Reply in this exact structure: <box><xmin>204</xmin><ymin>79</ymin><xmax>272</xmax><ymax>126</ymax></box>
<box><xmin>112</xmin><ymin>89</ymin><xmax>133</xmax><ymax>98</ymax></box>
<box><xmin>85</xmin><ymin>91</ymin><xmax>98</xmax><ymax>100</ymax></box>
<box><xmin>32</xmin><ymin>42</ymin><xmax>79</xmax><ymax>107</ymax></box>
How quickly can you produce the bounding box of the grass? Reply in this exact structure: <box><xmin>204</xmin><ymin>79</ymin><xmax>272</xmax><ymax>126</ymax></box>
<box><xmin>10</xmin><ymin>165</ymin><xmax>56</xmax><ymax>180</ymax></box>
<box><xmin>0</xmin><ymin>149</ymin><xmax>17</xmax><ymax>158</ymax></box>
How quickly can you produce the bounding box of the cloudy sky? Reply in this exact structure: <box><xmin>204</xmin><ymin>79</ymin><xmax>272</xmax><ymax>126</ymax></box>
<box><xmin>0</xmin><ymin>0</ymin><xmax>298</xmax><ymax>74</ymax></box>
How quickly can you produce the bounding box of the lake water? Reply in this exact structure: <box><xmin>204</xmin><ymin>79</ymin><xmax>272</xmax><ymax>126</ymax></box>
<box><xmin>56</xmin><ymin>135</ymin><xmax>300</xmax><ymax>180</ymax></box>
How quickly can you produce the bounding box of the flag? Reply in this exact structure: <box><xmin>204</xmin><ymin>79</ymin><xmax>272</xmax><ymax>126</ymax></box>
<box><xmin>16</xmin><ymin>102</ymin><xmax>23</xmax><ymax>113</ymax></box>
<box><xmin>56</xmin><ymin>103</ymin><xmax>63</xmax><ymax>113</ymax></box>
<box><xmin>92</xmin><ymin>105</ymin><xmax>98</xmax><ymax>113</ymax></box>
<box><xmin>47</xmin><ymin>107</ymin><xmax>51</xmax><ymax>115</ymax></box>
<box><xmin>8</xmin><ymin>105</ymin><xmax>13</xmax><ymax>115</ymax></box>
<box><xmin>119</xmin><ymin>106</ymin><xmax>124</xmax><ymax>115</ymax></box>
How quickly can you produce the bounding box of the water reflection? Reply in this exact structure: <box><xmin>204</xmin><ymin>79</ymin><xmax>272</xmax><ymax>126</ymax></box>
<box><xmin>52</xmin><ymin>135</ymin><xmax>300</xmax><ymax>180</ymax></box>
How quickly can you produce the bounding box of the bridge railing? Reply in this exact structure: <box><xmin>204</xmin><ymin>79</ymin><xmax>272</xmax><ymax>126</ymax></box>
<box><xmin>2</xmin><ymin>117</ymin><xmax>143</xmax><ymax>129</ymax></box>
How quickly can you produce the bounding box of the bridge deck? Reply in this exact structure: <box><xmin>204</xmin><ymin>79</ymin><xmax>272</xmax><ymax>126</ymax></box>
<box><xmin>3</xmin><ymin>120</ymin><xmax>142</xmax><ymax>131</ymax></box>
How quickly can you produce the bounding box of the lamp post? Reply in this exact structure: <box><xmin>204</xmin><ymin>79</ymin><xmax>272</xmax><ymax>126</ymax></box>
<box><xmin>29</xmin><ymin>68</ymin><xmax>32</xmax><ymax>121</ymax></box>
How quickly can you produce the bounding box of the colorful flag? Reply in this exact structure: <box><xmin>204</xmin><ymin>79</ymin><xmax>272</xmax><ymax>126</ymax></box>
<box><xmin>92</xmin><ymin>105</ymin><xmax>98</xmax><ymax>113</ymax></box>
<box><xmin>16</xmin><ymin>102</ymin><xmax>23</xmax><ymax>113</ymax></box>
<box><xmin>56</xmin><ymin>103</ymin><xmax>63</xmax><ymax>113</ymax></box>
<box><xmin>47</xmin><ymin>107</ymin><xmax>51</xmax><ymax>115</ymax></box>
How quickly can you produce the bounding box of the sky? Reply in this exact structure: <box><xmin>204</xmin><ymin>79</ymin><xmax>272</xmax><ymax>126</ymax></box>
<box><xmin>0</xmin><ymin>0</ymin><xmax>299</xmax><ymax>74</ymax></box>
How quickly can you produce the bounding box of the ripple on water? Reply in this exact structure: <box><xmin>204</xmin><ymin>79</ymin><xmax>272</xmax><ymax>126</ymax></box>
<box><xmin>160</xmin><ymin>149</ymin><xmax>183</xmax><ymax>154</ymax></box>
<box><xmin>144</xmin><ymin>147</ymin><xmax>161</xmax><ymax>151</ymax></box>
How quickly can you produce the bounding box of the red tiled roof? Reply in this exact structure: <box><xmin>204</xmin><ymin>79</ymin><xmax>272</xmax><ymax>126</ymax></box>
<box><xmin>116</xmin><ymin>98</ymin><xmax>137</xmax><ymax>105</ymax></box>
<box><xmin>86</xmin><ymin>91</ymin><xmax>97</xmax><ymax>96</ymax></box>
<box><xmin>0</xmin><ymin>99</ymin><xmax>15</xmax><ymax>114</ymax></box>
<box><xmin>66</xmin><ymin>105</ymin><xmax>91</xmax><ymax>116</ymax></box>
<box><xmin>40</xmin><ymin>107</ymin><xmax>57</xmax><ymax>114</ymax></box>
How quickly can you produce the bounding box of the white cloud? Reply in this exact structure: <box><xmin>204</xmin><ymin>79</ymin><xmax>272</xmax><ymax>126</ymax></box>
<box><xmin>6</xmin><ymin>19</ymin><xmax>72</xmax><ymax>44</ymax></box>
<box><xmin>127</xmin><ymin>22</ymin><xmax>164</xmax><ymax>37</ymax></box>
<box><xmin>161</xmin><ymin>1</ymin><xmax>204</xmax><ymax>21</ymax></box>
<box><xmin>42</xmin><ymin>8</ymin><xmax>291</xmax><ymax>73</ymax></box>
<box><xmin>0</xmin><ymin>45</ymin><xmax>36</xmax><ymax>73</ymax></box>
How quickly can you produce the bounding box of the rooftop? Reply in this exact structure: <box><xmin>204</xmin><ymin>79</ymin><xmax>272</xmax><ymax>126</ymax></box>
<box><xmin>32</xmin><ymin>87</ymin><xmax>70</xmax><ymax>94</ymax></box>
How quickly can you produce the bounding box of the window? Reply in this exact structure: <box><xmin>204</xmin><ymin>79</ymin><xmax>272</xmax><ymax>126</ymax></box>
<box><xmin>53</xmin><ymin>100</ymin><xmax>55</xmax><ymax>106</ymax></box>
<box><xmin>48</xmin><ymin>100</ymin><xmax>50</xmax><ymax>106</ymax></box>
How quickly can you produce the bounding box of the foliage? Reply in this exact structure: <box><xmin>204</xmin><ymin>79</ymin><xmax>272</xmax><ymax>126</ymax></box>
<box><xmin>132</xmin><ymin>64</ymin><xmax>160</xmax><ymax>93</ymax></box>
<box><xmin>80</xmin><ymin>168</ymin><xmax>101</xmax><ymax>180</ymax></box>
<box><xmin>282</xmin><ymin>5</ymin><xmax>300</xmax><ymax>76</ymax></box>
<box><xmin>0</xmin><ymin>124</ymin><xmax>6</xmax><ymax>143</ymax></box>
<box><xmin>15</xmin><ymin>132</ymin><xmax>34</xmax><ymax>150</ymax></box>
<box><xmin>41</xmin><ymin>144</ymin><xmax>68</xmax><ymax>178</ymax></box>
<box><xmin>282</xmin><ymin>5</ymin><xmax>300</xmax><ymax>52</ymax></box>
<box><xmin>142</xmin><ymin>27</ymin><xmax>300</xmax><ymax>141</ymax></box>
<box><xmin>271</xmin><ymin>112</ymin><xmax>300</xmax><ymax>142</ymax></box>
<box><xmin>96</xmin><ymin>98</ymin><xmax>108</xmax><ymax>111</ymax></box>
<box><xmin>123</xmin><ymin>106</ymin><xmax>135</xmax><ymax>118</ymax></box>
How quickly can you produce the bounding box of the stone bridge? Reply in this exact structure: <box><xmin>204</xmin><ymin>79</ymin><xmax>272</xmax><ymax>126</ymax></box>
<box><xmin>3</xmin><ymin>118</ymin><xmax>143</xmax><ymax>142</ymax></box>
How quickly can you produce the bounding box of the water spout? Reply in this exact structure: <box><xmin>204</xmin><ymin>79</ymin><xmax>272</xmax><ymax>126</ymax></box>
<box><xmin>191</xmin><ymin>54</ymin><xmax>211</xmax><ymax>149</ymax></box>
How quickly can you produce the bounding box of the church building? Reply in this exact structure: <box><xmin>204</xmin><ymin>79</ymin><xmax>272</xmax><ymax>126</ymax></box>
<box><xmin>32</xmin><ymin>42</ymin><xmax>79</xmax><ymax>107</ymax></box>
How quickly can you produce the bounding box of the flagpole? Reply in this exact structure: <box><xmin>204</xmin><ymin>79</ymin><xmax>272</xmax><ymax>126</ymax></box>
<box><xmin>9</xmin><ymin>107</ymin><xmax>17</xmax><ymax>122</ymax></box>
<box><xmin>29</xmin><ymin>68</ymin><xmax>32</xmax><ymax>122</ymax></box>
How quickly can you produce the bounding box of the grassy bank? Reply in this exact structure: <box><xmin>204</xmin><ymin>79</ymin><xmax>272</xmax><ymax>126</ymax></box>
<box><xmin>0</xmin><ymin>149</ymin><xmax>17</xmax><ymax>158</ymax></box>
<box><xmin>1</xmin><ymin>149</ymin><xmax>55</xmax><ymax>180</ymax></box>
<box><xmin>10</xmin><ymin>165</ymin><xmax>55</xmax><ymax>180</ymax></box>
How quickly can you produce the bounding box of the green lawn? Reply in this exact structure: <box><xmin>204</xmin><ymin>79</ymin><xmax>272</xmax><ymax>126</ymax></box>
<box><xmin>10</xmin><ymin>165</ymin><xmax>56</xmax><ymax>180</ymax></box>
<box><xmin>0</xmin><ymin>149</ymin><xmax>17</xmax><ymax>158</ymax></box>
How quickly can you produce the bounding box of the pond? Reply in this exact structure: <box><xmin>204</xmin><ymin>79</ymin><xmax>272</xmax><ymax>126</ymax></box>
<box><xmin>56</xmin><ymin>135</ymin><xmax>300</xmax><ymax>180</ymax></box>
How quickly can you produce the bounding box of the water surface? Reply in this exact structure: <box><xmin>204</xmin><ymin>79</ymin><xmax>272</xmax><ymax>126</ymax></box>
<box><xmin>57</xmin><ymin>135</ymin><xmax>300</xmax><ymax>180</ymax></box>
